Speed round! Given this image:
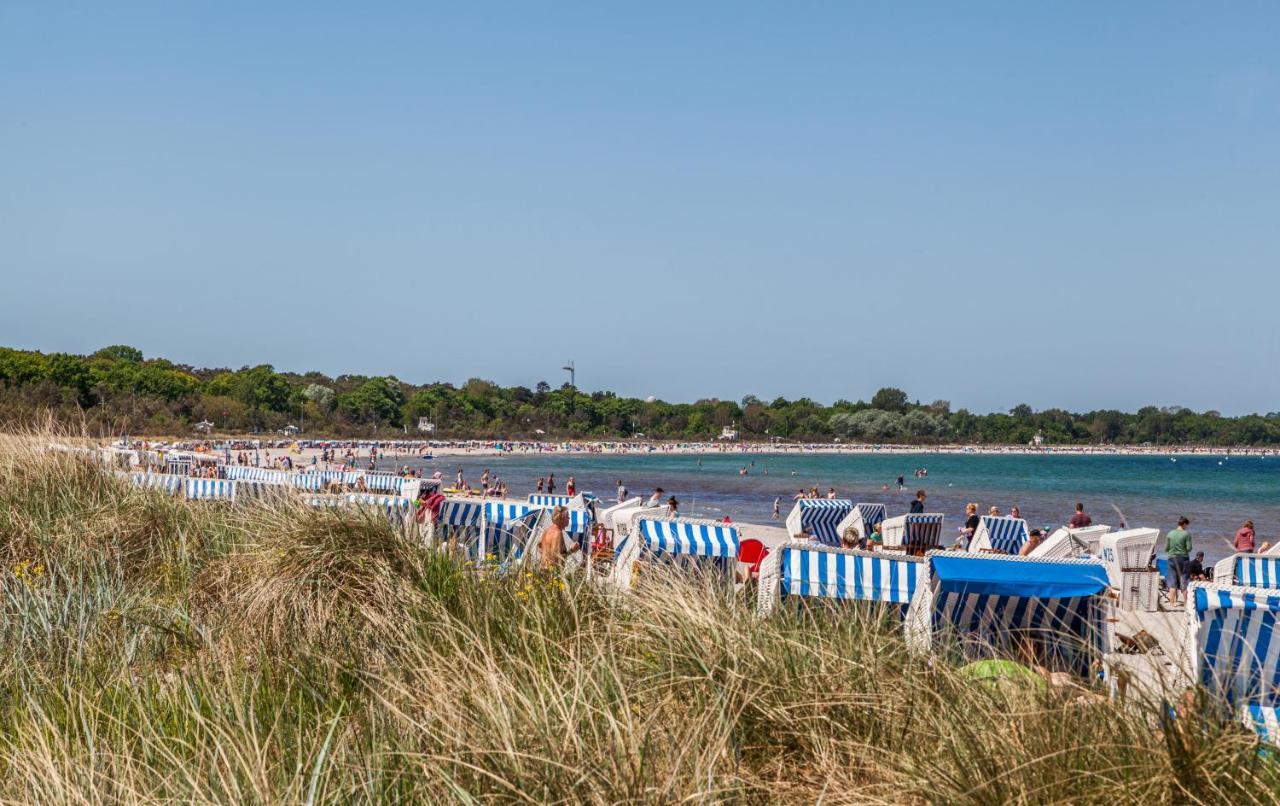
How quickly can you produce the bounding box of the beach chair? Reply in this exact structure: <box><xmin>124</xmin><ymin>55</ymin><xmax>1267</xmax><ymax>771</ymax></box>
<box><xmin>528</xmin><ymin>494</ymin><xmax>574</xmax><ymax>507</ymax></box>
<box><xmin>757</xmin><ymin>540</ymin><xmax>923</xmax><ymax>616</ymax></box>
<box><xmin>1029</xmin><ymin>525</ymin><xmax>1111</xmax><ymax>559</ymax></box>
<box><xmin>785</xmin><ymin>499</ymin><xmax>854</xmax><ymax>546</ymax></box>
<box><xmin>1182</xmin><ymin>582</ymin><xmax>1280</xmax><ymax>747</ymax></box>
<box><xmin>434</xmin><ymin>498</ymin><xmax>486</xmax><ymax>556</ymax></box>
<box><xmin>905</xmin><ymin>552</ymin><xmax>1113</xmax><ymax>676</ymax></box>
<box><xmin>183</xmin><ymin>477</ymin><xmax>236</xmax><ymax>501</ymax></box>
<box><xmin>128</xmin><ymin>472</ymin><xmax>184</xmax><ymax>496</ymax></box>
<box><xmin>1098</xmin><ymin>528</ymin><xmax>1160</xmax><ymax>587</ymax></box>
<box><xmin>482</xmin><ymin>500</ymin><xmax>538</xmax><ymax>561</ymax></box>
<box><xmin>880</xmin><ymin>513</ymin><xmax>945</xmax><ymax>555</ymax></box>
<box><xmin>346</xmin><ymin>493</ymin><xmax>414</xmax><ymax>530</ymax></box>
<box><xmin>508</xmin><ymin>507</ymin><xmax>596</xmax><ymax>575</ymax></box>
<box><xmin>833</xmin><ymin>503</ymin><xmax>887</xmax><ymax>545</ymax></box>
<box><xmin>968</xmin><ymin>516</ymin><xmax>1031</xmax><ymax>555</ymax></box>
<box><xmin>363</xmin><ymin>472</ymin><xmax>408</xmax><ymax>494</ymax></box>
<box><xmin>609</xmin><ymin>517</ymin><xmax>739</xmax><ymax>591</ymax></box>
<box><xmin>291</xmin><ymin>473</ymin><xmax>327</xmax><ymax>492</ymax></box>
<box><xmin>1211</xmin><ymin>554</ymin><xmax>1280</xmax><ymax>589</ymax></box>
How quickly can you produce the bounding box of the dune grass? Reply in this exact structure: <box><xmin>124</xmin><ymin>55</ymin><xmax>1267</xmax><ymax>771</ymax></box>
<box><xmin>0</xmin><ymin>431</ymin><xmax>1275</xmax><ymax>803</ymax></box>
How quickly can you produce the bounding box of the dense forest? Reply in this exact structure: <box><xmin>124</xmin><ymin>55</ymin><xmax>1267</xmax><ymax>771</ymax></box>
<box><xmin>2</xmin><ymin>344</ymin><xmax>1279</xmax><ymax>445</ymax></box>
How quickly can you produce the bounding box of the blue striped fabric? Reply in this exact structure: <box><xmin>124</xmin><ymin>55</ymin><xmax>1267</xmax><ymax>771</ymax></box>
<box><xmin>1243</xmin><ymin>704</ymin><xmax>1280</xmax><ymax>747</ymax></box>
<box><xmin>1235</xmin><ymin>556</ymin><xmax>1280</xmax><ymax>589</ymax></box>
<box><xmin>222</xmin><ymin>465</ymin><xmax>289</xmax><ymax>484</ymax></box>
<box><xmin>439</xmin><ymin>499</ymin><xmax>484</xmax><ymax>527</ymax></box>
<box><xmin>854</xmin><ymin>503</ymin><xmax>887</xmax><ymax>532</ymax></box>
<box><xmin>129</xmin><ymin>472</ymin><xmax>183</xmax><ymax>495</ymax></box>
<box><xmin>794</xmin><ymin>499</ymin><xmax>854</xmax><ymax>546</ymax></box>
<box><xmin>638</xmin><ymin>519</ymin><xmax>738</xmax><ymax>559</ymax></box>
<box><xmin>362</xmin><ymin>473</ymin><xmax>406</xmax><ymax>493</ymax></box>
<box><xmin>904</xmin><ymin>514</ymin><xmax>944</xmax><ymax>553</ymax></box>
<box><xmin>976</xmin><ymin>516</ymin><xmax>1030</xmax><ymax>554</ymax></box>
<box><xmin>927</xmin><ymin>555</ymin><xmax>1108</xmax><ymax>675</ymax></box>
<box><xmin>184</xmin><ymin>478</ymin><xmax>236</xmax><ymax>500</ymax></box>
<box><xmin>235</xmin><ymin>480</ymin><xmax>285</xmax><ymax>499</ymax></box>
<box><xmin>291</xmin><ymin>474</ymin><xmax>326</xmax><ymax>491</ymax></box>
<box><xmin>346</xmin><ymin>493</ymin><xmax>412</xmax><ymax>523</ymax></box>
<box><xmin>779</xmin><ymin>544</ymin><xmax>922</xmax><ymax>605</ymax></box>
<box><xmin>483</xmin><ymin>501</ymin><xmax>537</xmax><ymax>559</ymax></box>
<box><xmin>528</xmin><ymin>494</ymin><xmax>573</xmax><ymax>507</ymax></box>
<box><xmin>1193</xmin><ymin>585</ymin><xmax>1280</xmax><ymax>707</ymax></box>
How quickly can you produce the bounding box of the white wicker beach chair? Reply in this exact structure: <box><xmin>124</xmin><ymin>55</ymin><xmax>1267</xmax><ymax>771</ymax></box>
<box><xmin>1029</xmin><ymin>525</ymin><xmax>1111</xmax><ymax>559</ymax></box>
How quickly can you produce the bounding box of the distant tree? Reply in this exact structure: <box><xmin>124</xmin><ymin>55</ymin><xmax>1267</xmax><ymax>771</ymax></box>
<box><xmin>1010</xmin><ymin>403</ymin><xmax>1033</xmax><ymax>419</ymax></box>
<box><xmin>92</xmin><ymin>345</ymin><xmax>144</xmax><ymax>363</ymax></box>
<box><xmin>535</xmin><ymin>381</ymin><xmax>551</xmax><ymax>395</ymax></box>
<box><xmin>302</xmin><ymin>383</ymin><xmax>335</xmax><ymax>410</ymax></box>
<box><xmin>871</xmin><ymin>387</ymin><xmax>909</xmax><ymax>413</ymax></box>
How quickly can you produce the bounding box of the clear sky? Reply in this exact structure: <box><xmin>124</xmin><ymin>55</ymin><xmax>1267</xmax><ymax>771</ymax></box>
<box><xmin>2</xmin><ymin>3</ymin><xmax>1277</xmax><ymax>414</ymax></box>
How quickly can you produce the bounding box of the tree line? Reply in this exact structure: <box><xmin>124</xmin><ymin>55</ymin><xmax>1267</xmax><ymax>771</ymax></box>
<box><xmin>2</xmin><ymin>345</ymin><xmax>1279</xmax><ymax>445</ymax></box>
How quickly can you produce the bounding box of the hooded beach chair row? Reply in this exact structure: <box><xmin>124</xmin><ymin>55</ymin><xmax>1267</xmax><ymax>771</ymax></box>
<box><xmin>221</xmin><ymin>465</ymin><xmax>290</xmax><ymax>484</ymax></box>
<box><xmin>757</xmin><ymin>540</ymin><xmax>923</xmax><ymax>616</ymax></box>
<box><xmin>129</xmin><ymin>472</ymin><xmax>184</xmax><ymax>495</ymax></box>
<box><xmin>969</xmin><ymin>516</ymin><xmax>1030</xmax><ymax>554</ymax></box>
<box><xmin>905</xmin><ymin>553</ymin><xmax>1113</xmax><ymax>676</ymax></box>
<box><xmin>785</xmin><ymin>499</ymin><xmax>854</xmax><ymax>546</ymax></box>
<box><xmin>184</xmin><ymin>477</ymin><xmax>236</xmax><ymax>501</ymax></box>
<box><xmin>1211</xmin><ymin>554</ymin><xmax>1280</xmax><ymax>589</ymax></box>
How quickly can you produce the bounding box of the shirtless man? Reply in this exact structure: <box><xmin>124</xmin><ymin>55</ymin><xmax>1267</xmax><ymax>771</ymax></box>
<box><xmin>539</xmin><ymin>506</ymin><xmax>579</xmax><ymax>572</ymax></box>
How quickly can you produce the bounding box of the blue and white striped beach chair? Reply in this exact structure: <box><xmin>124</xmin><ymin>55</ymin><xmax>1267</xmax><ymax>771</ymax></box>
<box><xmin>969</xmin><ymin>516</ymin><xmax>1031</xmax><ymax>555</ymax></box>
<box><xmin>757</xmin><ymin>541</ymin><xmax>924</xmax><ymax>616</ymax></box>
<box><xmin>436</xmin><ymin>498</ymin><xmax>485</xmax><ymax>557</ymax></box>
<box><xmin>222</xmin><ymin>465</ymin><xmax>289</xmax><ymax>485</ymax></box>
<box><xmin>906</xmin><ymin>553</ymin><xmax>1113</xmax><ymax>676</ymax></box>
<box><xmin>362</xmin><ymin>473</ymin><xmax>407</xmax><ymax>494</ymax></box>
<box><xmin>346</xmin><ymin>493</ymin><xmax>413</xmax><ymax>526</ymax></box>
<box><xmin>881</xmin><ymin>513</ymin><xmax>945</xmax><ymax>554</ymax></box>
<box><xmin>184</xmin><ymin>478</ymin><xmax>237</xmax><ymax>501</ymax></box>
<box><xmin>291</xmin><ymin>473</ymin><xmax>328</xmax><ymax>491</ymax></box>
<box><xmin>833</xmin><ymin>503</ymin><xmax>888</xmax><ymax>543</ymax></box>
<box><xmin>785</xmin><ymin>499</ymin><xmax>854</xmax><ymax>546</ymax></box>
<box><xmin>609</xmin><ymin>517</ymin><xmax>739</xmax><ymax>590</ymax></box>
<box><xmin>1184</xmin><ymin>582</ymin><xmax>1280</xmax><ymax>747</ymax></box>
<box><xmin>482</xmin><ymin>501</ymin><xmax>538</xmax><ymax>560</ymax></box>
<box><xmin>528</xmin><ymin>494</ymin><xmax>573</xmax><ymax>507</ymax></box>
<box><xmin>129</xmin><ymin>472</ymin><xmax>184</xmax><ymax>495</ymax></box>
<box><xmin>1211</xmin><ymin>554</ymin><xmax>1280</xmax><ymax>589</ymax></box>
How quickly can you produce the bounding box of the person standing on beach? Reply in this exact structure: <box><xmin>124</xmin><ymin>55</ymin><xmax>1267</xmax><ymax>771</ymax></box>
<box><xmin>1068</xmin><ymin>503</ymin><xmax>1091</xmax><ymax>528</ymax></box>
<box><xmin>538</xmin><ymin>506</ymin><xmax>580</xmax><ymax>572</ymax></box>
<box><xmin>536</xmin><ymin>477</ymin><xmax>545</xmax><ymax>493</ymax></box>
<box><xmin>1165</xmin><ymin>517</ymin><xmax>1193</xmax><ymax>607</ymax></box>
<box><xmin>617</xmin><ymin>480</ymin><xmax>627</xmax><ymax>503</ymax></box>
<box><xmin>547</xmin><ymin>474</ymin><xmax>556</xmax><ymax>494</ymax></box>
<box><xmin>910</xmin><ymin>490</ymin><xmax>926</xmax><ymax>514</ymax></box>
<box><xmin>566</xmin><ymin>476</ymin><xmax>576</xmax><ymax>496</ymax></box>
<box><xmin>1235</xmin><ymin>520</ymin><xmax>1256</xmax><ymax>553</ymax></box>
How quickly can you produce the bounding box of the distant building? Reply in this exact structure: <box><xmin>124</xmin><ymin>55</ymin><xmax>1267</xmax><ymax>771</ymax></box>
<box><xmin>417</xmin><ymin>418</ymin><xmax>435</xmax><ymax>433</ymax></box>
<box><xmin>719</xmin><ymin>425</ymin><xmax>739</xmax><ymax>440</ymax></box>
<box><xmin>194</xmin><ymin>420</ymin><xmax>214</xmax><ymax>434</ymax></box>
<box><xmin>281</xmin><ymin>424</ymin><xmax>300</xmax><ymax>436</ymax></box>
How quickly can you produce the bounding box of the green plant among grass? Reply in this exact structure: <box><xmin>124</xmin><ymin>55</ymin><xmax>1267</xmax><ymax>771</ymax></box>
<box><xmin>0</xmin><ymin>429</ymin><xmax>1275</xmax><ymax>803</ymax></box>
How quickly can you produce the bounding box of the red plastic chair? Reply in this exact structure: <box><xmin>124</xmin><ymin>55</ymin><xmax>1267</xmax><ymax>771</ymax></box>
<box><xmin>737</xmin><ymin>538</ymin><xmax>770</xmax><ymax>580</ymax></box>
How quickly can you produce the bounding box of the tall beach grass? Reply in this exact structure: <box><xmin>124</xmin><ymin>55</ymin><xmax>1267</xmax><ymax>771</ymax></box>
<box><xmin>0</xmin><ymin>429</ymin><xmax>1275</xmax><ymax>803</ymax></box>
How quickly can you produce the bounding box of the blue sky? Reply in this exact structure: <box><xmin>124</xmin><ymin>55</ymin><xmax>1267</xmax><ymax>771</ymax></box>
<box><xmin>2</xmin><ymin>3</ymin><xmax>1277</xmax><ymax>414</ymax></box>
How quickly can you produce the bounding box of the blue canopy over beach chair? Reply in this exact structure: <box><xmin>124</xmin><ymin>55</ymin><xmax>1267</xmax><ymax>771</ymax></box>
<box><xmin>482</xmin><ymin>501</ymin><xmax>538</xmax><ymax>560</ymax></box>
<box><xmin>785</xmin><ymin>499</ymin><xmax>854</xmax><ymax>546</ymax></box>
<box><xmin>346</xmin><ymin>493</ymin><xmax>413</xmax><ymax>527</ymax></box>
<box><xmin>1211</xmin><ymin>554</ymin><xmax>1280</xmax><ymax>589</ymax></box>
<box><xmin>609</xmin><ymin>517</ymin><xmax>739</xmax><ymax>590</ymax></box>
<box><xmin>222</xmin><ymin>465</ymin><xmax>289</xmax><ymax>484</ymax></box>
<box><xmin>757</xmin><ymin>540</ymin><xmax>924</xmax><ymax>616</ymax></box>
<box><xmin>1184</xmin><ymin>582</ymin><xmax>1280</xmax><ymax>746</ymax></box>
<box><xmin>129</xmin><ymin>472</ymin><xmax>183</xmax><ymax>495</ymax></box>
<box><xmin>184</xmin><ymin>478</ymin><xmax>236</xmax><ymax>501</ymax></box>
<box><xmin>969</xmin><ymin>516</ymin><xmax>1031</xmax><ymax>555</ymax></box>
<box><xmin>906</xmin><ymin>553</ymin><xmax>1112</xmax><ymax>675</ymax></box>
<box><xmin>435</xmin><ymin>498</ymin><xmax>485</xmax><ymax>554</ymax></box>
<box><xmin>834</xmin><ymin>503</ymin><xmax>888</xmax><ymax>541</ymax></box>
<box><xmin>362</xmin><ymin>473</ymin><xmax>407</xmax><ymax>493</ymax></box>
<box><xmin>291</xmin><ymin>473</ymin><xmax>326</xmax><ymax>491</ymax></box>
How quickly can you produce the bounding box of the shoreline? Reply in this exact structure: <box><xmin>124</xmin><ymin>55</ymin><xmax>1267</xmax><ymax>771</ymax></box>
<box><xmin>111</xmin><ymin>436</ymin><xmax>1280</xmax><ymax>459</ymax></box>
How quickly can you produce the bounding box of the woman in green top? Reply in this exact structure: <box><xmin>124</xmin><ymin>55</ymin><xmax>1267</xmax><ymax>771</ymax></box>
<box><xmin>1165</xmin><ymin>517</ymin><xmax>1192</xmax><ymax>607</ymax></box>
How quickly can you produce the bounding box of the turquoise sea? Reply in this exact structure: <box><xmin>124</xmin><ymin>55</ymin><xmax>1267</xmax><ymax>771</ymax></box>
<box><xmin>377</xmin><ymin>452</ymin><xmax>1280</xmax><ymax>563</ymax></box>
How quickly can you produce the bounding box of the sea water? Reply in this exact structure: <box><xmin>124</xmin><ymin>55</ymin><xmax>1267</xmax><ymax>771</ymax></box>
<box><xmin>377</xmin><ymin>451</ymin><xmax>1280</xmax><ymax>563</ymax></box>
